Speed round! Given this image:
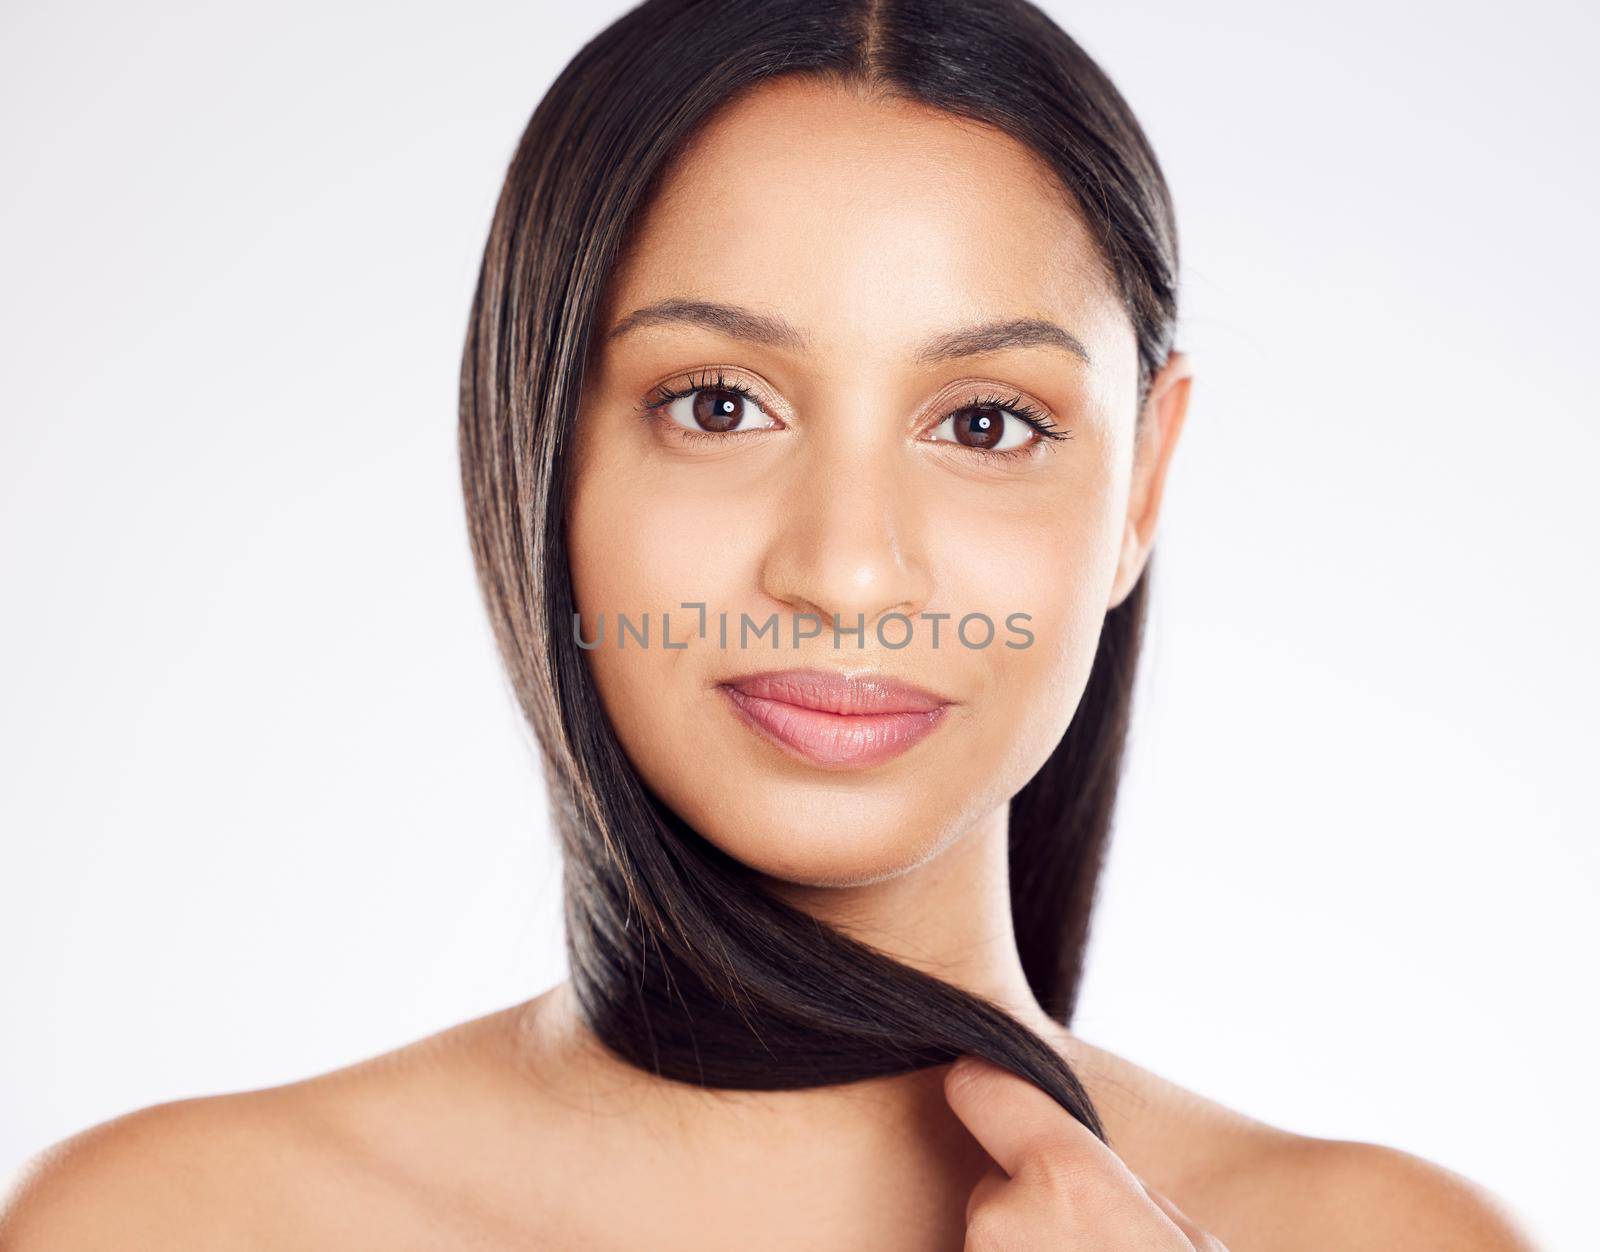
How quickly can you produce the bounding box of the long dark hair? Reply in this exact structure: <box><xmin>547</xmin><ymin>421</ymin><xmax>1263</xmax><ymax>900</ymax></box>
<box><xmin>458</xmin><ymin>0</ymin><xmax>1177</xmax><ymax>1141</ymax></box>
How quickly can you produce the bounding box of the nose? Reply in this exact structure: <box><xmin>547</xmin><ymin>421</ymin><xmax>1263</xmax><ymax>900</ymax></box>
<box><xmin>758</xmin><ymin>435</ymin><xmax>935</xmax><ymax>634</ymax></box>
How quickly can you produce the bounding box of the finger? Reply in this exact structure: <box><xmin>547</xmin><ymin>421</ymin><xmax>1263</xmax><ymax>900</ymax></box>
<box><xmin>965</xmin><ymin>1164</ymin><xmax>1009</xmax><ymax>1226</ymax></box>
<box><xmin>943</xmin><ymin>1056</ymin><xmax>1110</xmax><ymax>1180</ymax></box>
<box><xmin>1140</xmin><ymin>1179</ymin><xmax>1229</xmax><ymax>1251</ymax></box>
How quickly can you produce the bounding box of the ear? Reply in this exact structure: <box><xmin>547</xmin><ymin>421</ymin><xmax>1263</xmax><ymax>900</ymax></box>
<box><xmin>1107</xmin><ymin>350</ymin><xmax>1193</xmax><ymax>610</ymax></box>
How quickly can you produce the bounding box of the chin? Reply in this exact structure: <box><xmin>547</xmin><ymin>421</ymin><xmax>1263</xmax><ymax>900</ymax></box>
<box><xmin>675</xmin><ymin>780</ymin><xmax>983</xmax><ymax>889</ymax></box>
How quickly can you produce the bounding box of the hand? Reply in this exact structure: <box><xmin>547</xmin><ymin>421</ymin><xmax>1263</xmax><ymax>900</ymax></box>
<box><xmin>944</xmin><ymin>1055</ymin><xmax>1229</xmax><ymax>1250</ymax></box>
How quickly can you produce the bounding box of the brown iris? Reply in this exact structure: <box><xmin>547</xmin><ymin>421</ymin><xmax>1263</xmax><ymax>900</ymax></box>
<box><xmin>951</xmin><ymin>405</ymin><xmax>1006</xmax><ymax>449</ymax></box>
<box><xmin>692</xmin><ymin>388</ymin><xmax>746</xmax><ymax>432</ymax></box>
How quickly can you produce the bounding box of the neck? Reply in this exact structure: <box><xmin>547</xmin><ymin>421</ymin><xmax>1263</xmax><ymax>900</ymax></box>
<box><xmin>532</xmin><ymin>800</ymin><xmax>1112</xmax><ymax>1151</ymax></box>
<box><xmin>760</xmin><ymin>800</ymin><xmax>1056</xmax><ymax>1036</ymax></box>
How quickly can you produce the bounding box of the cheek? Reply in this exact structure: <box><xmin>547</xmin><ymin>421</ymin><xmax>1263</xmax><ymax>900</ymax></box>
<box><xmin>949</xmin><ymin>480</ymin><xmax>1125</xmax><ymax>784</ymax></box>
<box><xmin>570</xmin><ymin>458</ymin><xmax>753</xmax><ymax>616</ymax></box>
<box><xmin>566</xmin><ymin>452</ymin><xmax>763</xmax><ymax>783</ymax></box>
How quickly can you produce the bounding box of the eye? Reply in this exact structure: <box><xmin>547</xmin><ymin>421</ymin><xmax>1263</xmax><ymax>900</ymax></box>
<box><xmin>646</xmin><ymin>371</ymin><xmax>780</xmax><ymax>437</ymax></box>
<box><xmin>928</xmin><ymin>395</ymin><xmax>1066</xmax><ymax>455</ymax></box>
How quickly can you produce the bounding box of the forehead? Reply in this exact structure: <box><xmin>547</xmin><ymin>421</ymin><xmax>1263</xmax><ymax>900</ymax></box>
<box><xmin>604</xmin><ymin>77</ymin><xmax>1126</xmax><ymax>361</ymax></box>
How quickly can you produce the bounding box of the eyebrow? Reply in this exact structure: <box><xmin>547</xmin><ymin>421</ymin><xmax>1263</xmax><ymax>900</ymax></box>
<box><xmin>603</xmin><ymin>298</ymin><xmax>1091</xmax><ymax>366</ymax></box>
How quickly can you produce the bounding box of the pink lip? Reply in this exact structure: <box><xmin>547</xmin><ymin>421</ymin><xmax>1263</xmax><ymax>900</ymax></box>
<box><xmin>717</xmin><ymin>668</ymin><xmax>953</xmax><ymax>769</ymax></box>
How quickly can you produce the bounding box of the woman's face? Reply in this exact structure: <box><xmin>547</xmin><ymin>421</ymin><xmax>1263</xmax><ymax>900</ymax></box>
<box><xmin>568</xmin><ymin>77</ymin><xmax>1186</xmax><ymax>888</ymax></box>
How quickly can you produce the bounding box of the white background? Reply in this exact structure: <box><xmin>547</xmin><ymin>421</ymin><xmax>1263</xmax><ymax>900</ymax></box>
<box><xmin>2</xmin><ymin>1</ymin><xmax>1594</xmax><ymax>1245</ymax></box>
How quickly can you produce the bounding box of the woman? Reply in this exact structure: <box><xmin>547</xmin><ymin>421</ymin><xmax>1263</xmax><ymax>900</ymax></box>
<box><xmin>1</xmin><ymin>0</ymin><xmax>1538</xmax><ymax>1247</ymax></box>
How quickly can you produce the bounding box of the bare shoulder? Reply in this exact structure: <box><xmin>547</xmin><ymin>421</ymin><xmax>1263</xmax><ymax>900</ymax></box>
<box><xmin>0</xmin><ymin>1087</ymin><xmax>323</xmax><ymax>1250</ymax></box>
<box><xmin>1059</xmin><ymin>1032</ymin><xmax>1540</xmax><ymax>1251</ymax></box>
<box><xmin>1225</xmin><ymin>1132</ymin><xmax>1541</xmax><ymax>1251</ymax></box>
<box><xmin>0</xmin><ymin>1005</ymin><xmax>527</xmax><ymax>1251</ymax></box>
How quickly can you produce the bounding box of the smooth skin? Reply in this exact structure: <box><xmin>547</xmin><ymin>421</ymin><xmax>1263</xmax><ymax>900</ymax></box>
<box><xmin>2</xmin><ymin>78</ymin><xmax>1538</xmax><ymax>1250</ymax></box>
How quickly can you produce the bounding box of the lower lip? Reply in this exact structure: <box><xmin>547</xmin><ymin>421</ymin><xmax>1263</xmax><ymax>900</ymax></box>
<box><xmin>719</xmin><ymin>686</ymin><xmax>949</xmax><ymax>769</ymax></box>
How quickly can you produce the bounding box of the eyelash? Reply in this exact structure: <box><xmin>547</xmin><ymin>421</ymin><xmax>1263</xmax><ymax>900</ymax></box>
<box><xmin>637</xmin><ymin>368</ymin><xmax>1072</xmax><ymax>460</ymax></box>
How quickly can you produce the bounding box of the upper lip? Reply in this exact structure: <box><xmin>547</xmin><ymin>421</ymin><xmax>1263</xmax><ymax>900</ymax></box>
<box><xmin>717</xmin><ymin>667</ymin><xmax>953</xmax><ymax>715</ymax></box>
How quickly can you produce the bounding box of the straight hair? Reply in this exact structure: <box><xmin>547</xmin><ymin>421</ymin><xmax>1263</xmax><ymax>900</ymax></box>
<box><xmin>458</xmin><ymin>0</ymin><xmax>1178</xmax><ymax>1140</ymax></box>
